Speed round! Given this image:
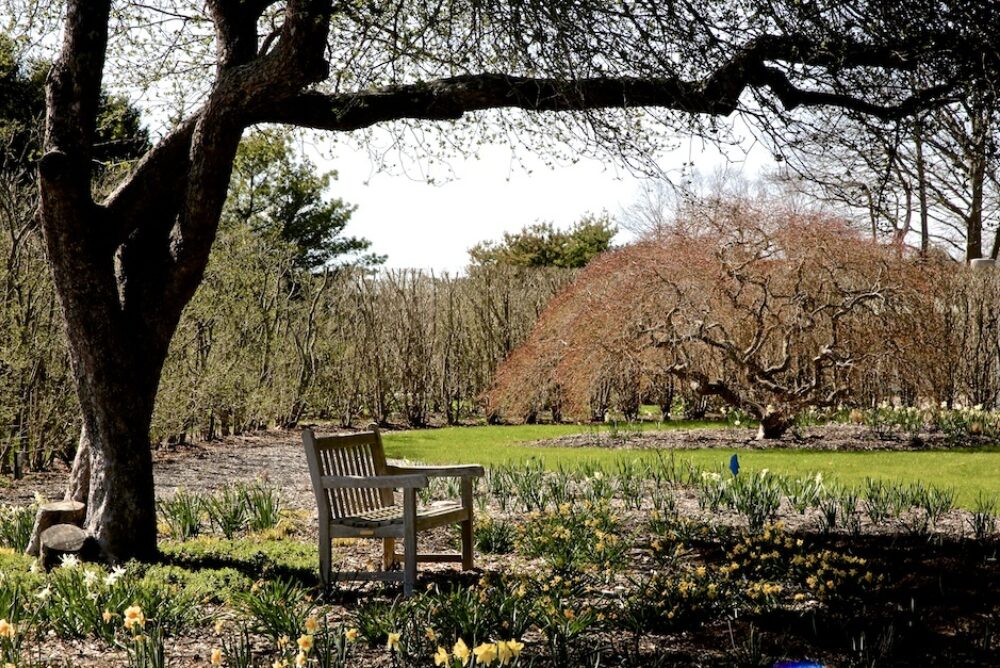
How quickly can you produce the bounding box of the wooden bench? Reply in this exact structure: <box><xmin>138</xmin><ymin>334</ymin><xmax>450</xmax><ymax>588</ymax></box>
<box><xmin>303</xmin><ymin>425</ymin><xmax>484</xmax><ymax>596</ymax></box>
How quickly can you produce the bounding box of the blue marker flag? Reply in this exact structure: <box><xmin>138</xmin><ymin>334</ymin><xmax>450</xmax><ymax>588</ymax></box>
<box><xmin>729</xmin><ymin>453</ymin><xmax>740</xmax><ymax>477</ymax></box>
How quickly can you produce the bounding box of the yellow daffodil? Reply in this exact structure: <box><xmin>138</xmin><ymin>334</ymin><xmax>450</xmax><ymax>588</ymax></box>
<box><xmin>0</xmin><ymin>619</ymin><xmax>14</xmax><ymax>638</ymax></box>
<box><xmin>434</xmin><ymin>646</ymin><xmax>450</xmax><ymax>666</ymax></box>
<box><xmin>210</xmin><ymin>648</ymin><xmax>223</xmax><ymax>665</ymax></box>
<box><xmin>497</xmin><ymin>641</ymin><xmax>513</xmax><ymax>665</ymax></box>
<box><xmin>214</xmin><ymin>619</ymin><xmax>226</xmax><ymax>635</ymax></box>
<box><xmin>297</xmin><ymin>634</ymin><xmax>314</xmax><ymax>653</ymax></box>
<box><xmin>304</xmin><ymin>617</ymin><xmax>319</xmax><ymax>633</ymax></box>
<box><xmin>473</xmin><ymin>642</ymin><xmax>498</xmax><ymax>666</ymax></box>
<box><xmin>123</xmin><ymin>605</ymin><xmax>145</xmax><ymax>631</ymax></box>
<box><xmin>425</xmin><ymin>627</ymin><xmax>437</xmax><ymax>641</ymax></box>
<box><xmin>507</xmin><ymin>639</ymin><xmax>524</xmax><ymax>657</ymax></box>
<box><xmin>295</xmin><ymin>652</ymin><xmax>308</xmax><ymax>667</ymax></box>
<box><xmin>387</xmin><ymin>632</ymin><xmax>401</xmax><ymax>652</ymax></box>
<box><xmin>453</xmin><ymin>638</ymin><xmax>471</xmax><ymax>665</ymax></box>
<box><xmin>345</xmin><ymin>628</ymin><xmax>358</xmax><ymax>642</ymax></box>
<box><xmin>278</xmin><ymin>635</ymin><xmax>290</xmax><ymax>650</ymax></box>
<box><xmin>102</xmin><ymin>611</ymin><xmax>115</xmax><ymax>624</ymax></box>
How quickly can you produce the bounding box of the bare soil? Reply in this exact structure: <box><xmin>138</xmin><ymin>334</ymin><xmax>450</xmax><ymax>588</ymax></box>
<box><xmin>533</xmin><ymin>422</ymin><xmax>997</xmax><ymax>450</ymax></box>
<box><xmin>0</xmin><ymin>430</ymin><xmax>312</xmax><ymax>507</ymax></box>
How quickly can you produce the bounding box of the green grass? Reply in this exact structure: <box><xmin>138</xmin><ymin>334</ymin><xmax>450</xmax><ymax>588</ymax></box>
<box><xmin>382</xmin><ymin>423</ymin><xmax>1000</xmax><ymax>509</ymax></box>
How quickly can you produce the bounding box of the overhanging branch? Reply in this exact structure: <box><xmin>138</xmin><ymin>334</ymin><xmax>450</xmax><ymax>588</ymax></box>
<box><xmin>260</xmin><ymin>36</ymin><xmax>955</xmax><ymax>131</ymax></box>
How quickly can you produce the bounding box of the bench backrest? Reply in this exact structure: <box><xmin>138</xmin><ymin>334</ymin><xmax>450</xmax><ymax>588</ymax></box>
<box><xmin>303</xmin><ymin>426</ymin><xmax>394</xmax><ymax>520</ymax></box>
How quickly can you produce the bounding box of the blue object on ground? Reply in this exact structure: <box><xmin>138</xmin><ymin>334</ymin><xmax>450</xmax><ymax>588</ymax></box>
<box><xmin>773</xmin><ymin>662</ymin><xmax>824</xmax><ymax>668</ymax></box>
<box><xmin>729</xmin><ymin>453</ymin><xmax>740</xmax><ymax>476</ymax></box>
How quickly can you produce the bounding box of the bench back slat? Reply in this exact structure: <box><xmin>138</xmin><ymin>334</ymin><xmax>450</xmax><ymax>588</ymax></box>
<box><xmin>303</xmin><ymin>425</ymin><xmax>394</xmax><ymax>520</ymax></box>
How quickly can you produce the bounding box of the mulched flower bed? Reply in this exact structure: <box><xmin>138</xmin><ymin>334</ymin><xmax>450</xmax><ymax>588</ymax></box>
<box><xmin>0</xmin><ymin>426</ymin><xmax>997</xmax><ymax>667</ymax></box>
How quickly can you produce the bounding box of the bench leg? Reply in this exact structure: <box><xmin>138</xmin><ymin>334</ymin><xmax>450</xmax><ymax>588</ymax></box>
<box><xmin>383</xmin><ymin>538</ymin><xmax>396</xmax><ymax>570</ymax></box>
<box><xmin>318</xmin><ymin>524</ymin><xmax>331</xmax><ymax>587</ymax></box>
<box><xmin>403</xmin><ymin>489</ymin><xmax>417</xmax><ymax>597</ymax></box>
<box><xmin>461</xmin><ymin>477</ymin><xmax>474</xmax><ymax>570</ymax></box>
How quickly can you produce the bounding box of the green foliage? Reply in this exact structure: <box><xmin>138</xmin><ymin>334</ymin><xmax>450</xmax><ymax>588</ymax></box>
<box><xmin>517</xmin><ymin>501</ymin><xmax>626</xmax><ymax>574</ymax></box>
<box><xmin>158</xmin><ymin>482</ymin><xmax>283</xmax><ymax>542</ymax></box>
<box><xmin>158</xmin><ymin>490</ymin><xmax>203</xmax><ymax>541</ymax></box>
<box><xmin>205</xmin><ymin>486</ymin><xmax>248</xmax><ymax>539</ymax></box>
<box><xmin>309</xmin><ymin>621</ymin><xmax>357</xmax><ymax>668</ymax></box>
<box><xmin>0</xmin><ymin>504</ymin><xmax>35</xmax><ymax>553</ymax></box>
<box><xmin>969</xmin><ymin>492</ymin><xmax>998</xmax><ymax>540</ymax></box>
<box><xmin>220</xmin><ymin>622</ymin><xmax>255</xmax><ymax>668</ymax></box>
<box><xmin>618</xmin><ymin>567</ymin><xmax>726</xmax><ymax>635</ymax></box>
<box><xmin>472</xmin><ymin>517</ymin><xmax>516</xmax><ymax>554</ymax></box>
<box><xmin>125</xmin><ymin>623</ymin><xmax>167</xmax><ymax>668</ymax></box>
<box><xmin>728</xmin><ymin>471</ymin><xmax>784</xmax><ymax>532</ymax></box>
<box><xmin>158</xmin><ymin>536</ymin><xmax>316</xmax><ymax>584</ymax></box>
<box><xmin>230</xmin><ymin>577</ymin><xmax>315</xmax><ymax>642</ymax></box>
<box><xmin>468</xmin><ymin>213</ymin><xmax>616</xmax><ymax>268</ymax></box>
<box><xmin>353</xmin><ymin>597</ymin><xmax>414</xmax><ymax>648</ymax></box>
<box><xmin>0</xmin><ymin>34</ymin><xmax>148</xmax><ymax>173</ymax></box>
<box><xmin>225</xmin><ymin>129</ymin><xmax>381</xmax><ymax>270</ymax></box>
<box><xmin>243</xmin><ymin>480</ymin><xmax>282</xmax><ymax>533</ymax></box>
<box><xmin>33</xmin><ymin>562</ymin><xmax>202</xmax><ymax>641</ymax></box>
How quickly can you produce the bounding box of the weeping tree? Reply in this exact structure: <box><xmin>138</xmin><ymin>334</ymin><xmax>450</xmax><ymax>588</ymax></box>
<box><xmin>15</xmin><ymin>0</ymin><xmax>992</xmax><ymax>559</ymax></box>
<box><xmin>489</xmin><ymin>202</ymin><xmax>923</xmax><ymax>438</ymax></box>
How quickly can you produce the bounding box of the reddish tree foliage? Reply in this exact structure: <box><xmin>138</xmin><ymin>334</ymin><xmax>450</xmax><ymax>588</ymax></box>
<box><xmin>489</xmin><ymin>200</ymin><xmax>937</xmax><ymax>437</ymax></box>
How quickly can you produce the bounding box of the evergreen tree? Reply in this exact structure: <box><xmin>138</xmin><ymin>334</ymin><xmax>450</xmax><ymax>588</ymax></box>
<box><xmin>469</xmin><ymin>213</ymin><xmax>616</xmax><ymax>268</ymax></box>
<box><xmin>225</xmin><ymin>130</ymin><xmax>382</xmax><ymax>270</ymax></box>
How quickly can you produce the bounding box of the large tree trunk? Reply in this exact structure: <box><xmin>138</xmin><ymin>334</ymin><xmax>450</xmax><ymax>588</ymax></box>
<box><xmin>75</xmin><ymin>382</ymin><xmax>159</xmax><ymax>560</ymax></box>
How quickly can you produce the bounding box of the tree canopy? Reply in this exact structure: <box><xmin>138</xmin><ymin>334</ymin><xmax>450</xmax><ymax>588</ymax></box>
<box><xmin>469</xmin><ymin>213</ymin><xmax>616</xmax><ymax>269</ymax></box>
<box><xmin>0</xmin><ymin>33</ymin><xmax>148</xmax><ymax>173</ymax></box>
<box><xmin>224</xmin><ymin>129</ymin><xmax>383</xmax><ymax>270</ymax></box>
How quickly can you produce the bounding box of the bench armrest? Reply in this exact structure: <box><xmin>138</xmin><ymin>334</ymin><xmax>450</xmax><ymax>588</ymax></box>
<box><xmin>386</xmin><ymin>464</ymin><xmax>484</xmax><ymax>478</ymax></box>
<box><xmin>320</xmin><ymin>474</ymin><xmax>428</xmax><ymax>489</ymax></box>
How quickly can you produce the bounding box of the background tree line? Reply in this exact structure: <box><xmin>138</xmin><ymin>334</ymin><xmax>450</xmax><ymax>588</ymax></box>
<box><xmin>0</xmin><ymin>149</ymin><xmax>575</xmax><ymax>471</ymax></box>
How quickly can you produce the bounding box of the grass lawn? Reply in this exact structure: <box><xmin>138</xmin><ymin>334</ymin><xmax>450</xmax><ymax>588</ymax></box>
<box><xmin>383</xmin><ymin>422</ymin><xmax>1000</xmax><ymax>508</ymax></box>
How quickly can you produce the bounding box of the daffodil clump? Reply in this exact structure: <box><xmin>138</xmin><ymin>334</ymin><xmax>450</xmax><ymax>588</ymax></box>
<box><xmin>856</xmin><ymin>401</ymin><xmax>1000</xmax><ymax>443</ymax></box>
<box><xmin>516</xmin><ymin>501</ymin><xmax>626</xmax><ymax>573</ymax></box>
<box><xmin>616</xmin><ymin>565</ymin><xmax>729</xmax><ymax>634</ymax></box>
<box><xmin>433</xmin><ymin>637</ymin><xmax>525</xmax><ymax>666</ymax></box>
<box><xmin>233</xmin><ymin>616</ymin><xmax>358</xmax><ymax>668</ymax></box>
<box><xmin>725</xmin><ymin>524</ymin><xmax>878</xmax><ymax>601</ymax></box>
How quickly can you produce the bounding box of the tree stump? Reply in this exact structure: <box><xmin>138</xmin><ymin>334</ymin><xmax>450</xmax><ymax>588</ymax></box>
<box><xmin>25</xmin><ymin>500</ymin><xmax>86</xmax><ymax>556</ymax></box>
<box><xmin>39</xmin><ymin>524</ymin><xmax>96</xmax><ymax>570</ymax></box>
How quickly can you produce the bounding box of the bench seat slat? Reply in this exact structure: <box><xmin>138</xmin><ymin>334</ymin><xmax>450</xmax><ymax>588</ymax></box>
<box><xmin>332</xmin><ymin>501</ymin><xmax>468</xmax><ymax>529</ymax></box>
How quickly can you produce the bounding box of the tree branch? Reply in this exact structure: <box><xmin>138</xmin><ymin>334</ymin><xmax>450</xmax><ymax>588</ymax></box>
<box><xmin>261</xmin><ymin>34</ymin><xmax>956</xmax><ymax>130</ymax></box>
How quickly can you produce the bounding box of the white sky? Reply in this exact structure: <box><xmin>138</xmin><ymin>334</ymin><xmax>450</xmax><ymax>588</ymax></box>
<box><xmin>314</xmin><ymin>133</ymin><xmax>774</xmax><ymax>272</ymax></box>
